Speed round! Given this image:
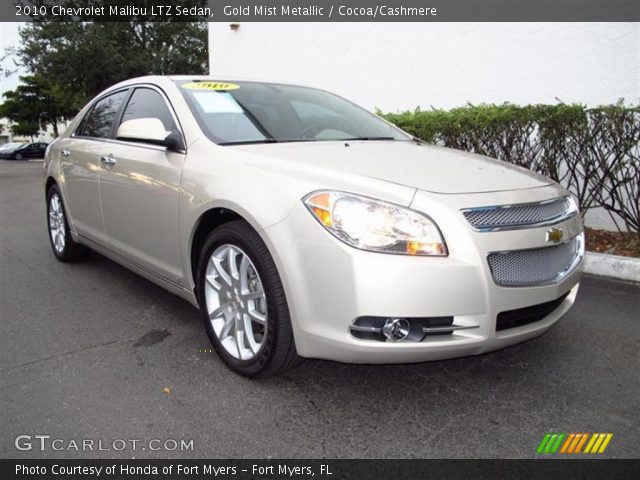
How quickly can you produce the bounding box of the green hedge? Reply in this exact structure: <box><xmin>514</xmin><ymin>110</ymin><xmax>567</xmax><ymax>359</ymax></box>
<box><xmin>381</xmin><ymin>103</ymin><xmax>640</xmax><ymax>233</ymax></box>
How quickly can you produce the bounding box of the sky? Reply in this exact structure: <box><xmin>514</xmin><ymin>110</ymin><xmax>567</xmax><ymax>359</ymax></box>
<box><xmin>0</xmin><ymin>22</ymin><xmax>24</xmax><ymax>101</ymax></box>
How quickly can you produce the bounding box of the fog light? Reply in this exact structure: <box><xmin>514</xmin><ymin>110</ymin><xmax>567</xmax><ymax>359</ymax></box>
<box><xmin>382</xmin><ymin>318</ymin><xmax>410</xmax><ymax>342</ymax></box>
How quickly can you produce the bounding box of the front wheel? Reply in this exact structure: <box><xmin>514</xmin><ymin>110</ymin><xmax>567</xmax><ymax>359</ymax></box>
<box><xmin>47</xmin><ymin>185</ymin><xmax>91</xmax><ymax>262</ymax></box>
<box><xmin>196</xmin><ymin>220</ymin><xmax>300</xmax><ymax>377</ymax></box>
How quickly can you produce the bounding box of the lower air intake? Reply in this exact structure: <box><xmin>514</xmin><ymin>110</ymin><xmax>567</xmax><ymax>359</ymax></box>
<box><xmin>488</xmin><ymin>238</ymin><xmax>578</xmax><ymax>287</ymax></box>
<box><xmin>496</xmin><ymin>292</ymin><xmax>570</xmax><ymax>331</ymax></box>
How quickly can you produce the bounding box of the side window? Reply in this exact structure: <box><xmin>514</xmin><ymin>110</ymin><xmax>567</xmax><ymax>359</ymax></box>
<box><xmin>120</xmin><ymin>88</ymin><xmax>177</xmax><ymax>132</ymax></box>
<box><xmin>75</xmin><ymin>109</ymin><xmax>91</xmax><ymax>136</ymax></box>
<box><xmin>81</xmin><ymin>90</ymin><xmax>128</xmax><ymax>139</ymax></box>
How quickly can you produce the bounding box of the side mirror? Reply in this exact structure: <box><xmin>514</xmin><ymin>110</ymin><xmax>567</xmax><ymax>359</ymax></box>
<box><xmin>116</xmin><ymin>118</ymin><xmax>184</xmax><ymax>151</ymax></box>
<box><xmin>163</xmin><ymin>129</ymin><xmax>185</xmax><ymax>152</ymax></box>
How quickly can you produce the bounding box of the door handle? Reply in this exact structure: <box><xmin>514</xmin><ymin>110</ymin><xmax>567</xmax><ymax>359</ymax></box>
<box><xmin>61</xmin><ymin>149</ymin><xmax>70</xmax><ymax>158</ymax></box>
<box><xmin>100</xmin><ymin>154</ymin><xmax>116</xmax><ymax>166</ymax></box>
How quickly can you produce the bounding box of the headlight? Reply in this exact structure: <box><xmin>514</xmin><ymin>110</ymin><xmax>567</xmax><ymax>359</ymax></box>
<box><xmin>566</xmin><ymin>196</ymin><xmax>580</xmax><ymax>216</ymax></box>
<box><xmin>303</xmin><ymin>191</ymin><xmax>447</xmax><ymax>256</ymax></box>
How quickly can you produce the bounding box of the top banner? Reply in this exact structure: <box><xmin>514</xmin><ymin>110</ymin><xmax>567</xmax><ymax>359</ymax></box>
<box><xmin>1</xmin><ymin>0</ymin><xmax>638</xmax><ymax>22</ymax></box>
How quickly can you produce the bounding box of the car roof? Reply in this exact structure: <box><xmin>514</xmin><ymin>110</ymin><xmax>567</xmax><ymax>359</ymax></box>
<box><xmin>107</xmin><ymin>75</ymin><xmax>316</xmax><ymax>91</ymax></box>
<box><xmin>167</xmin><ymin>75</ymin><xmax>310</xmax><ymax>85</ymax></box>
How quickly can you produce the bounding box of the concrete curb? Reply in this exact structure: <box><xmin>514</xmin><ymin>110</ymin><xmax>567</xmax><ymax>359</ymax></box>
<box><xmin>583</xmin><ymin>251</ymin><xmax>640</xmax><ymax>283</ymax></box>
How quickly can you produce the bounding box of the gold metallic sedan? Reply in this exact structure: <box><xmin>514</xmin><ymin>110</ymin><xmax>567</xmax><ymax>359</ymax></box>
<box><xmin>44</xmin><ymin>76</ymin><xmax>584</xmax><ymax>377</ymax></box>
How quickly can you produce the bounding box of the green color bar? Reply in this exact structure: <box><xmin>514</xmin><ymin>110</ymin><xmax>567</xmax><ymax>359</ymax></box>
<box><xmin>544</xmin><ymin>434</ymin><xmax>558</xmax><ymax>453</ymax></box>
<box><xmin>537</xmin><ymin>434</ymin><xmax>552</xmax><ymax>454</ymax></box>
<box><xmin>550</xmin><ymin>433</ymin><xmax>566</xmax><ymax>453</ymax></box>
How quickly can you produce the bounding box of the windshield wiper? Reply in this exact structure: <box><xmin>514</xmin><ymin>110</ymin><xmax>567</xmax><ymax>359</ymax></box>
<box><xmin>341</xmin><ymin>136</ymin><xmax>397</xmax><ymax>141</ymax></box>
<box><xmin>219</xmin><ymin>139</ymin><xmax>321</xmax><ymax>146</ymax></box>
<box><xmin>218</xmin><ymin>139</ymin><xmax>281</xmax><ymax>146</ymax></box>
<box><xmin>220</xmin><ymin>137</ymin><xmax>401</xmax><ymax>146</ymax></box>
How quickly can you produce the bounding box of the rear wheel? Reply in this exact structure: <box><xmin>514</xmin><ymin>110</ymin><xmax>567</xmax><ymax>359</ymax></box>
<box><xmin>47</xmin><ymin>185</ymin><xmax>91</xmax><ymax>262</ymax></box>
<box><xmin>196</xmin><ymin>220</ymin><xmax>300</xmax><ymax>377</ymax></box>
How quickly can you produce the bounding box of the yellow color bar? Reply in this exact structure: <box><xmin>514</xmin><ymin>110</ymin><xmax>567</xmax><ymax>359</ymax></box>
<box><xmin>584</xmin><ymin>434</ymin><xmax>599</xmax><ymax>453</ymax></box>
<box><xmin>590</xmin><ymin>434</ymin><xmax>607</xmax><ymax>453</ymax></box>
<box><xmin>597</xmin><ymin>434</ymin><xmax>613</xmax><ymax>454</ymax></box>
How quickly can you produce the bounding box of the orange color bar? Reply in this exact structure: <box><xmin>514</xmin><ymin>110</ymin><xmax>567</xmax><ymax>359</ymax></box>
<box><xmin>574</xmin><ymin>433</ymin><xmax>589</xmax><ymax>453</ymax></box>
<box><xmin>560</xmin><ymin>434</ymin><xmax>575</xmax><ymax>454</ymax></box>
<box><xmin>569</xmin><ymin>433</ymin><xmax>582</xmax><ymax>453</ymax></box>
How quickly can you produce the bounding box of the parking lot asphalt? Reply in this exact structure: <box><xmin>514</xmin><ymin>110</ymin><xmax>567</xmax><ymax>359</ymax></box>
<box><xmin>0</xmin><ymin>160</ymin><xmax>638</xmax><ymax>459</ymax></box>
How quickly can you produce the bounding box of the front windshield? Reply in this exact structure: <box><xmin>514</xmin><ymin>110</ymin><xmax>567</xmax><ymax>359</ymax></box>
<box><xmin>176</xmin><ymin>80</ymin><xmax>410</xmax><ymax>145</ymax></box>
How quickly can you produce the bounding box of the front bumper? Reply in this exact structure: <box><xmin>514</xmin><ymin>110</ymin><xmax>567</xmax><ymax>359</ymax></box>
<box><xmin>262</xmin><ymin>185</ymin><xmax>583</xmax><ymax>363</ymax></box>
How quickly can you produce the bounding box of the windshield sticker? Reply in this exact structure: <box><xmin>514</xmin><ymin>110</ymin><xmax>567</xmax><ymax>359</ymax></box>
<box><xmin>192</xmin><ymin>91</ymin><xmax>244</xmax><ymax>114</ymax></box>
<box><xmin>182</xmin><ymin>81</ymin><xmax>239</xmax><ymax>91</ymax></box>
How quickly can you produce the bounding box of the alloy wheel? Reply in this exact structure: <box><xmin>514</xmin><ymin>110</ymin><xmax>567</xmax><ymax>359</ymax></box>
<box><xmin>204</xmin><ymin>244</ymin><xmax>268</xmax><ymax>360</ymax></box>
<box><xmin>49</xmin><ymin>193</ymin><xmax>66</xmax><ymax>254</ymax></box>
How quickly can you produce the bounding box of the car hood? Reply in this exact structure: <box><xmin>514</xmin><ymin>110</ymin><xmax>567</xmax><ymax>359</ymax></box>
<box><xmin>233</xmin><ymin>141</ymin><xmax>553</xmax><ymax>194</ymax></box>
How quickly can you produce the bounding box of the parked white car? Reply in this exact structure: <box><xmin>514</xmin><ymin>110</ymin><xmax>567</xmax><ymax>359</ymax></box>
<box><xmin>44</xmin><ymin>76</ymin><xmax>584</xmax><ymax>376</ymax></box>
<box><xmin>0</xmin><ymin>142</ymin><xmax>22</xmax><ymax>151</ymax></box>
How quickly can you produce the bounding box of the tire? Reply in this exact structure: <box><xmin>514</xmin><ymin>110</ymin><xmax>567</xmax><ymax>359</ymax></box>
<box><xmin>196</xmin><ymin>220</ymin><xmax>301</xmax><ymax>377</ymax></box>
<box><xmin>47</xmin><ymin>185</ymin><xmax>91</xmax><ymax>262</ymax></box>
<box><xmin>15</xmin><ymin>153</ymin><xmax>22</xmax><ymax>160</ymax></box>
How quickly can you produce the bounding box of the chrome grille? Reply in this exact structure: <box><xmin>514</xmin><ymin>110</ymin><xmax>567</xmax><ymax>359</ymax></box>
<box><xmin>463</xmin><ymin>198</ymin><xmax>572</xmax><ymax>231</ymax></box>
<box><xmin>488</xmin><ymin>238</ymin><xmax>579</xmax><ymax>286</ymax></box>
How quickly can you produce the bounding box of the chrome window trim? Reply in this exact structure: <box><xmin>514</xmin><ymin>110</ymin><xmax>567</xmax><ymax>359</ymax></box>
<box><xmin>65</xmin><ymin>135</ymin><xmax>186</xmax><ymax>155</ymax></box>
<box><xmin>461</xmin><ymin>197</ymin><xmax>577</xmax><ymax>232</ymax></box>
<box><xmin>71</xmin><ymin>83</ymin><xmax>187</xmax><ymax>152</ymax></box>
<box><xmin>72</xmin><ymin>87</ymin><xmax>131</xmax><ymax>139</ymax></box>
<box><xmin>486</xmin><ymin>232</ymin><xmax>585</xmax><ymax>288</ymax></box>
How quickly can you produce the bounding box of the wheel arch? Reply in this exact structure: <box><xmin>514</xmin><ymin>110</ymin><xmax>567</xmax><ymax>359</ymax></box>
<box><xmin>45</xmin><ymin>176</ymin><xmax>58</xmax><ymax>194</ymax></box>
<box><xmin>187</xmin><ymin>191</ymin><xmax>297</xmax><ymax>286</ymax></box>
<box><xmin>187</xmin><ymin>203</ymin><xmax>292</xmax><ymax>299</ymax></box>
<box><xmin>189</xmin><ymin>207</ymin><xmax>244</xmax><ymax>288</ymax></box>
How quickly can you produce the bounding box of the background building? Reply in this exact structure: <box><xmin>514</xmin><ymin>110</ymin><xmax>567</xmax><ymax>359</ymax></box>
<box><xmin>208</xmin><ymin>22</ymin><xmax>639</xmax><ymax>110</ymax></box>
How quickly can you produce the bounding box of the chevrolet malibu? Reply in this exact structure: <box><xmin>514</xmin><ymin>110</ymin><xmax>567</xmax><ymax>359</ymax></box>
<box><xmin>44</xmin><ymin>76</ymin><xmax>584</xmax><ymax>377</ymax></box>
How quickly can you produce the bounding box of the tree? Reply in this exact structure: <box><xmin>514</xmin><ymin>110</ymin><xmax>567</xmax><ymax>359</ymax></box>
<box><xmin>9</xmin><ymin>121</ymin><xmax>40</xmax><ymax>141</ymax></box>
<box><xmin>0</xmin><ymin>75</ymin><xmax>75</xmax><ymax>137</ymax></box>
<box><xmin>6</xmin><ymin>1</ymin><xmax>208</xmax><ymax>112</ymax></box>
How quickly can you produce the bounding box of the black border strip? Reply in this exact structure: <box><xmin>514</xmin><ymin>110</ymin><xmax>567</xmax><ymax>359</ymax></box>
<box><xmin>1</xmin><ymin>0</ymin><xmax>638</xmax><ymax>22</ymax></box>
<box><xmin>1</xmin><ymin>459</ymin><xmax>639</xmax><ymax>480</ymax></box>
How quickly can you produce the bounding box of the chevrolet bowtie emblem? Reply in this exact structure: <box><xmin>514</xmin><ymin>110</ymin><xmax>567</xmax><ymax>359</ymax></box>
<box><xmin>546</xmin><ymin>227</ymin><xmax>565</xmax><ymax>243</ymax></box>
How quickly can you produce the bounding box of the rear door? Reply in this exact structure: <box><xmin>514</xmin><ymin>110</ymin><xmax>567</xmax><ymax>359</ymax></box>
<box><xmin>99</xmin><ymin>86</ymin><xmax>186</xmax><ymax>284</ymax></box>
<box><xmin>20</xmin><ymin>144</ymin><xmax>36</xmax><ymax>158</ymax></box>
<box><xmin>59</xmin><ymin>89</ymin><xmax>129</xmax><ymax>243</ymax></box>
